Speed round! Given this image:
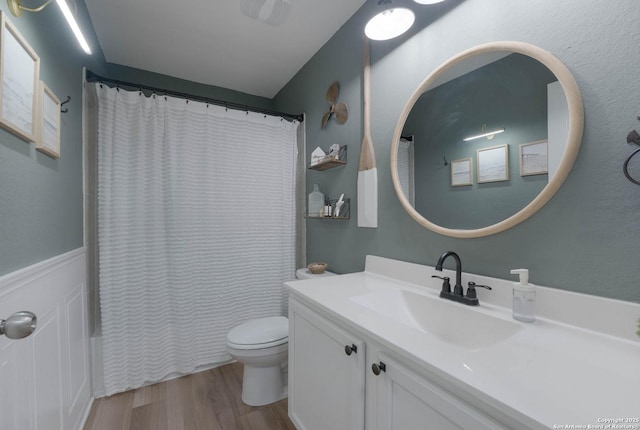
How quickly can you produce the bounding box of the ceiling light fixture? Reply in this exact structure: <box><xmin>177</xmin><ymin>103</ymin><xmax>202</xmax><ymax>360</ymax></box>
<box><xmin>364</xmin><ymin>1</ymin><xmax>415</xmax><ymax>41</ymax></box>
<box><xmin>7</xmin><ymin>0</ymin><xmax>92</xmax><ymax>54</ymax></box>
<box><xmin>240</xmin><ymin>0</ymin><xmax>292</xmax><ymax>26</ymax></box>
<box><xmin>413</xmin><ymin>0</ymin><xmax>446</xmax><ymax>4</ymax></box>
<box><xmin>463</xmin><ymin>125</ymin><xmax>505</xmax><ymax>142</ymax></box>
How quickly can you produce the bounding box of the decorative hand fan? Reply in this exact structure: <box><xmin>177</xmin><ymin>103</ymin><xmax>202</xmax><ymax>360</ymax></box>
<box><xmin>321</xmin><ymin>81</ymin><xmax>348</xmax><ymax>128</ymax></box>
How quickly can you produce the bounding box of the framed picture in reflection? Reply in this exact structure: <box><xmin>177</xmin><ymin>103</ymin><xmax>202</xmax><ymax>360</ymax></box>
<box><xmin>477</xmin><ymin>144</ymin><xmax>509</xmax><ymax>183</ymax></box>
<box><xmin>520</xmin><ymin>140</ymin><xmax>548</xmax><ymax>176</ymax></box>
<box><xmin>451</xmin><ymin>157</ymin><xmax>472</xmax><ymax>187</ymax></box>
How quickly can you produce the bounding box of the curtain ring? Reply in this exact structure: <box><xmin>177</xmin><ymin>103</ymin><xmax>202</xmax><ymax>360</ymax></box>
<box><xmin>623</xmin><ymin>148</ymin><xmax>640</xmax><ymax>185</ymax></box>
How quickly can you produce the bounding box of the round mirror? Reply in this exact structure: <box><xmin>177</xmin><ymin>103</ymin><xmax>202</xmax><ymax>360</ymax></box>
<box><xmin>391</xmin><ymin>41</ymin><xmax>583</xmax><ymax>238</ymax></box>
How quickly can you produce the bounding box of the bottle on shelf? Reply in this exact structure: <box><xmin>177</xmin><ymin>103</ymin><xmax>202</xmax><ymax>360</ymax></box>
<box><xmin>324</xmin><ymin>197</ymin><xmax>332</xmax><ymax>217</ymax></box>
<box><xmin>308</xmin><ymin>184</ymin><xmax>324</xmax><ymax>217</ymax></box>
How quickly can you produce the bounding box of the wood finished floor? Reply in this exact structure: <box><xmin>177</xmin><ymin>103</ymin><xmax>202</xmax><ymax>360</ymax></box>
<box><xmin>83</xmin><ymin>362</ymin><xmax>296</xmax><ymax>430</ymax></box>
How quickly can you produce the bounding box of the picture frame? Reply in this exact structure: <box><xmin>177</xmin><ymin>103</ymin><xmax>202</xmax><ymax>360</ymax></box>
<box><xmin>519</xmin><ymin>139</ymin><xmax>548</xmax><ymax>176</ymax></box>
<box><xmin>451</xmin><ymin>157</ymin><xmax>472</xmax><ymax>186</ymax></box>
<box><xmin>36</xmin><ymin>81</ymin><xmax>61</xmax><ymax>158</ymax></box>
<box><xmin>477</xmin><ymin>144</ymin><xmax>509</xmax><ymax>183</ymax></box>
<box><xmin>0</xmin><ymin>12</ymin><xmax>40</xmax><ymax>142</ymax></box>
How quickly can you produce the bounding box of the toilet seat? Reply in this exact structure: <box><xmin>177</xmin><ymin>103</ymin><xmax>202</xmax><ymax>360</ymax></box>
<box><xmin>226</xmin><ymin>316</ymin><xmax>288</xmax><ymax>350</ymax></box>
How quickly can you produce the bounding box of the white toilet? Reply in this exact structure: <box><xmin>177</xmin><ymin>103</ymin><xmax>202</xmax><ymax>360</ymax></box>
<box><xmin>226</xmin><ymin>267</ymin><xmax>335</xmax><ymax>406</ymax></box>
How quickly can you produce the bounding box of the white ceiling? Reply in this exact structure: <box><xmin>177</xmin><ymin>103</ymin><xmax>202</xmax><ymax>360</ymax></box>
<box><xmin>85</xmin><ymin>0</ymin><xmax>367</xmax><ymax>99</ymax></box>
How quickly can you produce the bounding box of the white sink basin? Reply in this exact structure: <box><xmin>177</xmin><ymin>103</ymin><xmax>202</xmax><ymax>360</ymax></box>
<box><xmin>351</xmin><ymin>289</ymin><xmax>522</xmax><ymax>351</ymax></box>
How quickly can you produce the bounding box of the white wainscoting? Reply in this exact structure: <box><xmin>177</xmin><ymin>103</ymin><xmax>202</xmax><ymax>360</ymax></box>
<box><xmin>0</xmin><ymin>248</ymin><xmax>92</xmax><ymax>430</ymax></box>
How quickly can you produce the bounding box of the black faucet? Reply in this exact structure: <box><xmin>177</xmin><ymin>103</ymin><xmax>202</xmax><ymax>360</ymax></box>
<box><xmin>435</xmin><ymin>251</ymin><xmax>463</xmax><ymax>295</ymax></box>
<box><xmin>433</xmin><ymin>251</ymin><xmax>492</xmax><ymax>306</ymax></box>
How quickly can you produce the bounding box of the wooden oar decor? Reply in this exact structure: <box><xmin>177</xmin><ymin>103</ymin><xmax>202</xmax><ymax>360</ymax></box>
<box><xmin>357</xmin><ymin>37</ymin><xmax>378</xmax><ymax>228</ymax></box>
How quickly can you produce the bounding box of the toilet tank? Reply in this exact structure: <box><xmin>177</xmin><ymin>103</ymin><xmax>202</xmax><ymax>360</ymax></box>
<box><xmin>296</xmin><ymin>267</ymin><xmax>336</xmax><ymax>280</ymax></box>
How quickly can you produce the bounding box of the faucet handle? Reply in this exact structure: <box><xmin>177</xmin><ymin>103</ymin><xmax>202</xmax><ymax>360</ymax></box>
<box><xmin>466</xmin><ymin>281</ymin><xmax>492</xmax><ymax>299</ymax></box>
<box><xmin>431</xmin><ymin>275</ymin><xmax>451</xmax><ymax>294</ymax></box>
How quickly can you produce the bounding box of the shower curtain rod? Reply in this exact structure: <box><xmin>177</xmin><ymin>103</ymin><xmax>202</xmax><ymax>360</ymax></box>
<box><xmin>85</xmin><ymin>70</ymin><xmax>304</xmax><ymax>123</ymax></box>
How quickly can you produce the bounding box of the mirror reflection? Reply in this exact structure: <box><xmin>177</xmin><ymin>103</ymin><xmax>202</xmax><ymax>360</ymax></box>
<box><xmin>397</xmin><ymin>52</ymin><xmax>569</xmax><ymax>230</ymax></box>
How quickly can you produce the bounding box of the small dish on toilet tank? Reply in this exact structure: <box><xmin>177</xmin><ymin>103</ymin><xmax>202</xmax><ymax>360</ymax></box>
<box><xmin>307</xmin><ymin>262</ymin><xmax>328</xmax><ymax>274</ymax></box>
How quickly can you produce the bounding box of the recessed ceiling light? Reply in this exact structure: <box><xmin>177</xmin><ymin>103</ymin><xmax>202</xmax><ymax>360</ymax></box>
<box><xmin>413</xmin><ymin>0</ymin><xmax>446</xmax><ymax>4</ymax></box>
<box><xmin>364</xmin><ymin>7</ymin><xmax>415</xmax><ymax>41</ymax></box>
<box><xmin>240</xmin><ymin>0</ymin><xmax>292</xmax><ymax>26</ymax></box>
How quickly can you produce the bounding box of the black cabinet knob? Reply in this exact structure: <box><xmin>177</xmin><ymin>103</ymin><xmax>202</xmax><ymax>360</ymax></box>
<box><xmin>344</xmin><ymin>344</ymin><xmax>358</xmax><ymax>356</ymax></box>
<box><xmin>371</xmin><ymin>361</ymin><xmax>386</xmax><ymax>375</ymax></box>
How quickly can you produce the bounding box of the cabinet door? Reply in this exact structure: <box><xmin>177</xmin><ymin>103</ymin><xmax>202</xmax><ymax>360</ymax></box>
<box><xmin>373</xmin><ymin>354</ymin><xmax>506</xmax><ymax>430</ymax></box>
<box><xmin>289</xmin><ymin>300</ymin><xmax>365</xmax><ymax>430</ymax></box>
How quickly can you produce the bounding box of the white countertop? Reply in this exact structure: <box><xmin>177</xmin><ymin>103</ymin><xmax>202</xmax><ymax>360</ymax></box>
<box><xmin>286</xmin><ymin>256</ymin><xmax>640</xmax><ymax>429</ymax></box>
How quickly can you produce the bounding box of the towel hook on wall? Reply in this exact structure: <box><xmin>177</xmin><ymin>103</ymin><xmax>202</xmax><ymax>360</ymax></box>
<box><xmin>60</xmin><ymin>96</ymin><xmax>71</xmax><ymax>113</ymax></box>
<box><xmin>626</xmin><ymin>116</ymin><xmax>640</xmax><ymax>145</ymax></box>
<box><xmin>623</xmin><ymin>115</ymin><xmax>640</xmax><ymax>185</ymax></box>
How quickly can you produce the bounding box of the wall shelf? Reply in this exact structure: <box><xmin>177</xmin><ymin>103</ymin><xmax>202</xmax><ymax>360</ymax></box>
<box><xmin>305</xmin><ymin>198</ymin><xmax>350</xmax><ymax>220</ymax></box>
<box><xmin>308</xmin><ymin>145</ymin><xmax>347</xmax><ymax>171</ymax></box>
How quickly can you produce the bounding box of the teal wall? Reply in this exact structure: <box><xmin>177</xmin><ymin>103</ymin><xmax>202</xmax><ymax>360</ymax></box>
<box><xmin>0</xmin><ymin>1</ymin><xmax>274</xmax><ymax>277</ymax></box>
<box><xmin>100</xmin><ymin>63</ymin><xmax>274</xmax><ymax>111</ymax></box>
<box><xmin>3</xmin><ymin>0</ymin><xmax>639</xmax><ymax>304</ymax></box>
<box><xmin>274</xmin><ymin>0</ymin><xmax>640</xmax><ymax>303</ymax></box>
<box><xmin>0</xmin><ymin>1</ymin><xmax>101</xmax><ymax>276</ymax></box>
<box><xmin>406</xmin><ymin>54</ymin><xmax>553</xmax><ymax>229</ymax></box>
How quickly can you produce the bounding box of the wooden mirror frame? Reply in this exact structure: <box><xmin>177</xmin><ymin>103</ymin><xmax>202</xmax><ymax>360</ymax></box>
<box><xmin>391</xmin><ymin>41</ymin><xmax>584</xmax><ymax>238</ymax></box>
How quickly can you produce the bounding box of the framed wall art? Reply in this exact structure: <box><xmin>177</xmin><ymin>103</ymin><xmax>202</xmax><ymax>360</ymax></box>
<box><xmin>0</xmin><ymin>12</ymin><xmax>40</xmax><ymax>143</ymax></box>
<box><xmin>477</xmin><ymin>144</ymin><xmax>509</xmax><ymax>183</ymax></box>
<box><xmin>519</xmin><ymin>139</ymin><xmax>548</xmax><ymax>176</ymax></box>
<box><xmin>451</xmin><ymin>157</ymin><xmax>472</xmax><ymax>186</ymax></box>
<box><xmin>36</xmin><ymin>81</ymin><xmax>61</xmax><ymax>158</ymax></box>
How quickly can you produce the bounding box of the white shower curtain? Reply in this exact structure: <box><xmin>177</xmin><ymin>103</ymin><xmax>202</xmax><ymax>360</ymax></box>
<box><xmin>94</xmin><ymin>84</ymin><xmax>299</xmax><ymax>396</ymax></box>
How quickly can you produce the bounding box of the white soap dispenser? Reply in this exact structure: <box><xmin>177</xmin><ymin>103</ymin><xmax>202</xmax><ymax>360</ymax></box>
<box><xmin>510</xmin><ymin>269</ymin><xmax>535</xmax><ymax>323</ymax></box>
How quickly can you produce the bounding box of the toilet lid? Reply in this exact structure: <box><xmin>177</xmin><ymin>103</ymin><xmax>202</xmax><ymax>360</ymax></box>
<box><xmin>227</xmin><ymin>316</ymin><xmax>288</xmax><ymax>346</ymax></box>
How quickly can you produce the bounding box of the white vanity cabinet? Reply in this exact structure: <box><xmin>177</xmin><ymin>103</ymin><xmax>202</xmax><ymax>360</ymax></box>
<box><xmin>289</xmin><ymin>297</ymin><xmax>507</xmax><ymax>430</ymax></box>
<box><xmin>288</xmin><ymin>300</ymin><xmax>366</xmax><ymax>430</ymax></box>
<box><xmin>287</xmin><ymin>257</ymin><xmax>640</xmax><ymax>429</ymax></box>
<box><xmin>370</xmin><ymin>353</ymin><xmax>507</xmax><ymax>430</ymax></box>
